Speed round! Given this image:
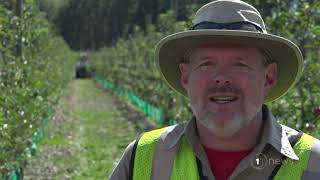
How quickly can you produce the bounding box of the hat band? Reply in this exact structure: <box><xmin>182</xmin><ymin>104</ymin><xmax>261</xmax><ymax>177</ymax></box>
<box><xmin>190</xmin><ymin>21</ymin><xmax>263</xmax><ymax>32</ymax></box>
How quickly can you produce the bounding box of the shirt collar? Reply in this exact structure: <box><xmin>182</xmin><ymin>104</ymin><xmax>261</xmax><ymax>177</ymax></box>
<box><xmin>162</xmin><ymin>104</ymin><xmax>299</xmax><ymax>160</ymax></box>
<box><xmin>261</xmin><ymin>105</ymin><xmax>299</xmax><ymax>160</ymax></box>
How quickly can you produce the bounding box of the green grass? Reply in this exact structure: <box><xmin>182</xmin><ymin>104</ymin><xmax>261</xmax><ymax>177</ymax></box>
<box><xmin>25</xmin><ymin>79</ymin><xmax>140</xmax><ymax>179</ymax></box>
<box><xmin>67</xmin><ymin>80</ymin><xmax>138</xmax><ymax>179</ymax></box>
<box><xmin>40</xmin><ymin>136</ymin><xmax>66</xmax><ymax>146</ymax></box>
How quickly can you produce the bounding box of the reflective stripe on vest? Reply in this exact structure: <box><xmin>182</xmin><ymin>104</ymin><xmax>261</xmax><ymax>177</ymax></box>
<box><xmin>273</xmin><ymin>133</ymin><xmax>313</xmax><ymax>180</ymax></box>
<box><xmin>170</xmin><ymin>136</ymin><xmax>200</xmax><ymax>179</ymax></box>
<box><xmin>132</xmin><ymin>128</ymin><xmax>315</xmax><ymax>180</ymax></box>
<box><xmin>133</xmin><ymin>127</ymin><xmax>168</xmax><ymax>180</ymax></box>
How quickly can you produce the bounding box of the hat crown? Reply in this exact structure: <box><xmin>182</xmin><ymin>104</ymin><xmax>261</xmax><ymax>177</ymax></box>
<box><xmin>194</xmin><ymin>0</ymin><xmax>266</xmax><ymax>32</ymax></box>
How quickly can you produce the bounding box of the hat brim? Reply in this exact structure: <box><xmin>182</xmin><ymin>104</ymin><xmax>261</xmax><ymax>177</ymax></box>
<box><xmin>155</xmin><ymin>30</ymin><xmax>303</xmax><ymax>102</ymax></box>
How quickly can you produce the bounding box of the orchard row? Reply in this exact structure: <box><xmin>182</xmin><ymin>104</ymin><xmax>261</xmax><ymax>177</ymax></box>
<box><xmin>0</xmin><ymin>1</ymin><xmax>77</xmax><ymax>178</ymax></box>
<box><xmin>91</xmin><ymin>6</ymin><xmax>320</xmax><ymax>137</ymax></box>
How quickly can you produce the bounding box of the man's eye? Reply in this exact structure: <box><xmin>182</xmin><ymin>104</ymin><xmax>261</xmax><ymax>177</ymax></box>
<box><xmin>199</xmin><ymin>61</ymin><xmax>213</xmax><ymax>66</ymax></box>
<box><xmin>234</xmin><ymin>62</ymin><xmax>254</xmax><ymax>71</ymax></box>
<box><xmin>235</xmin><ymin>62</ymin><xmax>249</xmax><ymax>67</ymax></box>
<box><xmin>194</xmin><ymin>62</ymin><xmax>214</xmax><ymax>70</ymax></box>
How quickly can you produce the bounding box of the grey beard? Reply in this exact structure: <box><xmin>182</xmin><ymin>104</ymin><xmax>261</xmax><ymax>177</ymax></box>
<box><xmin>197</xmin><ymin>110</ymin><xmax>254</xmax><ymax>139</ymax></box>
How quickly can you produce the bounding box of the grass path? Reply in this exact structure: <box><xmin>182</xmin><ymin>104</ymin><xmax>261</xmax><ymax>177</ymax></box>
<box><xmin>24</xmin><ymin>79</ymin><xmax>150</xmax><ymax>179</ymax></box>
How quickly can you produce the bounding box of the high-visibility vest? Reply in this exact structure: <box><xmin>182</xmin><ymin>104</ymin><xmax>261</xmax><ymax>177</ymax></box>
<box><xmin>130</xmin><ymin>127</ymin><xmax>317</xmax><ymax>180</ymax></box>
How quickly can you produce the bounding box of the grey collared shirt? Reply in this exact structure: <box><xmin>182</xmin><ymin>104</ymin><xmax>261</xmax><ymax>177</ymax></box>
<box><xmin>109</xmin><ymin>106</ymin><xmax>320</xmax><ymax>180</ymax></box>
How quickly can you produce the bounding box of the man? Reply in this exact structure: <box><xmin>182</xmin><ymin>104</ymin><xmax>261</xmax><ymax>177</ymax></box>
<box><xmin>109</xmin><ymin>0</ymin><xmax>320</xmax><ymax>179</ymax></box>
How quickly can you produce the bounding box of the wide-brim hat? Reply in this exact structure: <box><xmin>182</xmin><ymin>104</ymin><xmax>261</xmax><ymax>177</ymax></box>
<box><xmin>155</xmin><ymin>0</ymin><xmax>303</xmax><ymax>102</ymax></box>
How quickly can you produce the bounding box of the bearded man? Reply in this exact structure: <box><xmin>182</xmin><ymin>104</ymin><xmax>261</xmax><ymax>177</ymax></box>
<box><xmin>109</xmin><ymin>0</ymin><xmax>320</xmax><ymax>179</ymax></box>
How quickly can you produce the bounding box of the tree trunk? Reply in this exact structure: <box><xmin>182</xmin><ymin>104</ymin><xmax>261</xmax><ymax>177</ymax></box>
<box><xmin>15</xmin><ymin>0</ymin><xmax>23</xmax><ymax>17</ymax></box>
<box><xmin>14</xmin><ymin>0</ymin><xmax>23</xmax><ymax>56</ymax></box>
<box><xmin>171</xmin><ymin>0</ymin><xmax>178</xmax><ymax>19</ymax></box>
<box><xmin>145</xmin><ymin>14</ymin><xmax>152</xmax><ymax>33</ymax></box>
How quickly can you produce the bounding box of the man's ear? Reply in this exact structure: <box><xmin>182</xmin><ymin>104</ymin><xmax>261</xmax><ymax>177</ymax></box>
<box><xmin>264</xmin><ymin>62</ymin><xmax>278</xmax><ymax>95</ymax></box>
<box><xmin>179</xmin><ymin>63</ymin><xmax>190</xmax><ymax>90</ymax></box>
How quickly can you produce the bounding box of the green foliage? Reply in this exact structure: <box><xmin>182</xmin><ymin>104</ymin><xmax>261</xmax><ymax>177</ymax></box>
<box><xmin>264</xmin><ymin>0</ymin><xmax>320</xmax><ymax>137</ymax></box>
<box><xmin>92</xmin><ymin>11</ymin><xmax>192</xmax><ymax>125</ymax></box>
<box><xmin>54</xmin><ymin>0</ymin><xmax>168</xmax><ymax>49</ymax></box>
<box><xmin>47</xmin><ymin>0</ymin><xmax>212</xmax><ymax>50</ymax></box>
<box><xmin>0</xmin><ymin>1</ymin><xmax>77</xmax><ymax>177</ymax></box>
<box><xmin>92</xmin><ymin>1</ymin><xmax>320</xmax><ymax>138</ymax></box>
<box><xmin>37</xmin><ymin>0</ymin><xmax>70</xmax><ymax>27</ymax></box>
<box><xmin>0</xmin><ymin>0</ymin><xmax>12</xmax><ymax>10</ymax></box>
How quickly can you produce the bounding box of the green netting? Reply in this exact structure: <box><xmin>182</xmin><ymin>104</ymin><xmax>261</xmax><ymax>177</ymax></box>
<box><xmin>30</xmin><ymin>142</ymin><xmax>37</xmax><ymax>156</ymax></box>
<box><xmin>154</xmin><ymin>108</ymin><xmax>163</xmax><ymax>123</ymax></box>
<box><xmin>146</xmin><ymin>103</ymin><xmax>152</xmax><ymax>116</ymax></box>
<box><xmin>169</xmin><ymin>119</ymin><xmax>178</xmax><ymax>125</ymax></box>
<box><xmin>7</xmin><ymin>168</ymin><xmax>23</xmax><ymax>180</ymax></box>
<box><xmin>60</xmin><ymin>90</ymin><xmax>65</xmax><ymax>97</ymax></box>
<box><xmin>104</xmin><ymin>80</ymin><xmax>114</xmax><ymax>90</ymax></box>
<box><xmin>5</xmin><ymin>164</ymin><xmax>23</xmax><ymax>180</ymax></box>
<box><xmin>96</xmin><ymin>77</ymin><xmax>169</xmax><ymax>124</ymax></box>
<box><xmin>5</xmin><ymin>89</ymin><xmax>65</xmax><ymax>180</ymax></box>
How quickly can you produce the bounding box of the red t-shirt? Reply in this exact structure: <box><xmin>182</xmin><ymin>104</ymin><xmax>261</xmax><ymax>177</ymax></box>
<box><xmin>204</xmin><ymin>146</ymin><xmax>253</xmax><ymax>180</ymax></box>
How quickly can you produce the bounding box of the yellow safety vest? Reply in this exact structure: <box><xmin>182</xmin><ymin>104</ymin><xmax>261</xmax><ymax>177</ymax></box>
<box><xmin>130</xmin><ymin>127</ymin><xmax>315</xmax><ymax>180</ymax></box>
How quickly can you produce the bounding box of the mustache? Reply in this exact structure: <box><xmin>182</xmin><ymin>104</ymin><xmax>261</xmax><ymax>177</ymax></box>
<box><xmin>206</xmin><ymin>85</ymin><xmax>242</xmax><ymax>95</ymax></box>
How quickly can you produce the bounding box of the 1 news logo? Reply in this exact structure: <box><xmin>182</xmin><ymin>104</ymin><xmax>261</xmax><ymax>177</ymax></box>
<box><xmin>251</xmin><ymin>153</ymin><xmax>268</xmax><ymax>170</ymax></box>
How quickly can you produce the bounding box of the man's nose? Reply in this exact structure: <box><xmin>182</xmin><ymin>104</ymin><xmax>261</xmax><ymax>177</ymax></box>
<box><xmin>212</xmin><ymin>74</ymin><xmax>232</xmax><ymax>85</ymax></box>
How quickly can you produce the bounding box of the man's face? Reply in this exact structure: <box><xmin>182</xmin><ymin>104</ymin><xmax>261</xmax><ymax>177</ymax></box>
<box><xmin>179</xmin><ymin>43</ymin><xmax>277</xmax><ymax>138</ymax></box>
